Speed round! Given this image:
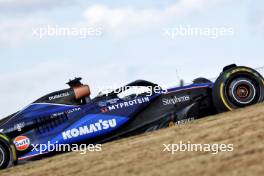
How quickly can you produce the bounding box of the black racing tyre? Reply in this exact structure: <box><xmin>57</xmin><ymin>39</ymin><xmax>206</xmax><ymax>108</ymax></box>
<box><xmin>213</xmin><ymin>66</ymin><xmax>264</xmax><ymax>112</ymax></box>
<box><xmin>0</xmin><ymin>142</ymin><xmax>10</xmax><ymax>169</ymax></box>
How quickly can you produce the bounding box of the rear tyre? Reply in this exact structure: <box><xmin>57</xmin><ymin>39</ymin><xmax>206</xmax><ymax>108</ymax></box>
<box><xmin>213</xmin><ymin>66</ymin><xmax>264</xmax><ymax>112</ymax></box>
<box><xmin>0</xmin><ymin>143</ymin><xmax>10</xmax><ymax>169</ymax></box>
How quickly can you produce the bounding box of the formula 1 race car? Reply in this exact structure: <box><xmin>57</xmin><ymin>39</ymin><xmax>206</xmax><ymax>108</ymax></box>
<box><xmin>0</xmin><ymin>64</ymin><xmax>263</xmax><ymax>169</ymax></box>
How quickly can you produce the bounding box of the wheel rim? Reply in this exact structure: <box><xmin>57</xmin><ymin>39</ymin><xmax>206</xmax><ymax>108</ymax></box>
<box><xmin>236</xmin><ymin>85</ymin><xmax>249</xmax><ymax>98</ymax></box>
<box><xmin>0</xmin><ymin>147</ymin><xmax>5</xmax><ymax>166</ymax></box>
<box><xmin>228</xmin><ymin>79</ymin><xmax>256</xmax><ymax>105</ymax></box>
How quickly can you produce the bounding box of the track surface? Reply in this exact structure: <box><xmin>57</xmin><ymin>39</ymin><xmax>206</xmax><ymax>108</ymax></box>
<box><xmin>1</xmin><ymin>104</ymin><xmax>264</xmax><ymax>176</ymax></box>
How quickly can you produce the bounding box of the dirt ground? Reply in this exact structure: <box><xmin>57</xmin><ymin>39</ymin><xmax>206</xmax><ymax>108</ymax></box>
<box><xmin>1</xmin><ymin>104</ymin><xmax>264</xmax><ymax>176</ymax></box>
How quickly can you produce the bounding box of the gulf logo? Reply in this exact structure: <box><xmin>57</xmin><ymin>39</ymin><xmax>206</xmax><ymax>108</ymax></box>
<box><xmin>13</xmin><ymin>136</ymin><xmax>30</xmax><ymax>151</ymax></box>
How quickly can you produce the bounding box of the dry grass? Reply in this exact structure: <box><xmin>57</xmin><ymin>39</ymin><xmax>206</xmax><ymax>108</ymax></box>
<box><xmin>1</xmin><ymin>104</ymin><xmax>264</xmax><ymax>176</ymax></box>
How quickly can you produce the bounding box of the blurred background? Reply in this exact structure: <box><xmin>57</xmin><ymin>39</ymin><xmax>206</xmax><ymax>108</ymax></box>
<box><xmin>0</xmin><ymin>0</ymin><xmax>264</xmax><ymax>118</ymax></box>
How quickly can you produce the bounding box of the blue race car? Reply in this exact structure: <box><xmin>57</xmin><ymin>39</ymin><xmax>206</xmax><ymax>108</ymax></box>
<box><xmin>0</xmin><ymin>64</ymin><xmax>263</xmax><ymax>169</ymax></box>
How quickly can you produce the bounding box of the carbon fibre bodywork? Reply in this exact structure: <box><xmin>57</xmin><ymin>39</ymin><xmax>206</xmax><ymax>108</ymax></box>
<box><xmin>0</xmin><ymin>81</ymin><xmax>216</xmax><ymax>161</ymax></box>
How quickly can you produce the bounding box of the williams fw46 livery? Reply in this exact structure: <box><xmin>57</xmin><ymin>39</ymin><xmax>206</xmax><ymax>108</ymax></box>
<box><xmin>0</xmin><ymin>64</ymin><xmax>264</xmax><ymax>169</ymax></box>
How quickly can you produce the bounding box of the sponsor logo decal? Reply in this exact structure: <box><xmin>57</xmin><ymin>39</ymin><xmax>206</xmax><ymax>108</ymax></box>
<box><xmin>49</xmin><ymin>92</ymin><xmax>70</xmax><ymax>100</ymax></box>
<box><xmin>98</xmin><ymin>98</ymin><xmax>119</xmax><ymax>107</ymax></box>
<box><xmin>51</xmin><ymin>108</ymin><xmax>81</xmax><ymax>119</ymax></box>
<box><xmin>98</xmin><ymin>101</ymin><xmax>107</xmax><ymax>107</ymax></box>
<box><xmin>14</xmin><ymin>122</ymin><xmax>25</xmax><ymax>132</ymax></box>
<box><xmin>162</xmin><ymin>95</ymin><xmax>190</xmax><ymax>105</ymax></box>
<box><xmin>14</xmin><ymin>136</ymin><xmax>30</xmax><ymax>151</ymax></box>
<box><xmin>100</xmin><ymin>107</ymin><xmax>108</xmax><ymax>113</ymax></box>
<box><xmin>62</xmin><ymin>119</ymin><xmax>117</xmax><ymax>140</ymax></box>
<box><xmin>67</xmin><ymin>107</ymin><xmax>81</xmax><ymax>114</ymax></box>
<box><xmin>175</xmin><ymin>117</ymin><xmax>195</xmax><ymax>125</ymax></box>
<box><xmin>100</xmin><ymin>97</ymin><xmax>150</xmax><ymax>113</ymax></box>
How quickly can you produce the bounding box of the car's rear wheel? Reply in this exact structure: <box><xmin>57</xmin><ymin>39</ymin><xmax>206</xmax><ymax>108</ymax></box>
<box><xmin>0</xmin><ymin>143</ymin><xmax>10</xmax><ymax>169</ymax></box>
<box><xmin>213</xmin><ymin>66</ymin><xmax>264</xmax><ymax>112</ymax></box>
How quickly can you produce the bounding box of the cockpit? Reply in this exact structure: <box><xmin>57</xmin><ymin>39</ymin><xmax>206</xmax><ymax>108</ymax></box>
<box><xmin>34</xmin><ymin>78</ymin><xmax>91</xmax><ymax>105</ymax></box>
